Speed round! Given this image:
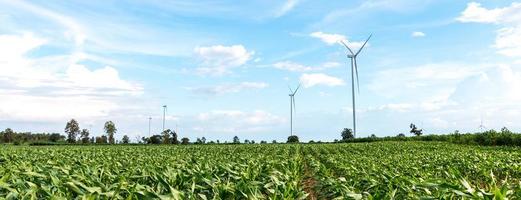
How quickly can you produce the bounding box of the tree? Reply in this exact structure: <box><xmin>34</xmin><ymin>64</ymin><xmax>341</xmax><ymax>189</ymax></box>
<box><xmin>101</xmin><ymin>135</ymin><xmax>108</xmax><ymax>143</ymax></box>
<box><xmin>50</xmin><ymin>133</ymin><xmax>64</xmax><ymax>142</ymax></box>
<box><xmin>65</xmin><ymin>119</ymin><xmax>80</xmax><ymax>143</ymax></box>
<box><xmin>287</xmin><ymin>135</ymin><xmax>299</xmax><ymax>143</ymax></box>
<box><xmin>272</xmin><ymin>140</ymin><xmax>277</xmax><ymax>144</ymax></box>
<box><xmin>171</xmin><ymin>130</ymin><xmax>179</xmax><ymax>144</ymax></box>
<box><xmin>90</xmin><ymin>136</ymin><xmax>95</xmax><ymax>143</ymax></box>
<box><xmin>122</xmin><ymin>135</ymin><xmax>130</xmax><ymax>144</ymax></box>
<box><xmin>410</xmin><ymin>123</ymin><xmax>423</xmax><ymax>136</ymax></box>
<box><xmin>260</xmin><ymin>140</ymin><xmax>267</xmax><ymax>144</ymax></box>
<box><xmin>201</xmin><ymin>137</ymin><xmax>206</xmax><ymax>144</ymax></box>
<box><xmin>244</xmin><ymin>139</ymin><xmax>250</xmax><ymax>144</ymax></box>
<box><xmin>341</xmin><ymin>128</ymin><xmax>354</xmax><ymax>141</ymax></box>
<box><xmin>181</xmin><ymin>137</ymin><xmax>190</xmax><ymax>145</ymax></box>
<box><xmin>2</xmin><ymin>128</ymin><xmax>14</xmax><ymax>143</ymax></box>
<box><xmin>148</xmin><ymin>135</ymin><xmax>162</xmax><ymax>144</ymax></box>
<box><xmin>233</xmin><ymin>136</ymin><xmax>240</xmax><ymax>144</ymax></box>
<box><xmin>370</xmin><ymin>134</ymin><xmax>377</xmax><ymax>138</ymax></box>
<box><xmin>397</xmin><ymin>133</ymin><xmax>406</xmax><ymax>137</ymax></box>
<box><xmin>80</xmin><ymin>129</ymin><xmax>90</xmax><ymax>144</ymax></box>
<box><xmin>162</xmin><ymin>129</ymin><xmax>172</xmax><ymax>144</ymax></box>
<box><xmin>104</xmin><ymin>121</ymin><xmax>117</xmax><ymax>144</ymax></box>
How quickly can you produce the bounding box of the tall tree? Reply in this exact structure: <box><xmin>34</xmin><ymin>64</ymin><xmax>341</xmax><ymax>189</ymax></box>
<box><xmin>65</xmin><ymin>119</ymin><xmax>80</xmax><ymax>143</ymax></box>
<box><xmin>104</xmin><ymin>121</ymin><xmax>117</xmax><ymax>144</ymax></box>
<box><xmin>341</xmin><ymin>128</ymin><xmax>354</xmax><ymax>141</ymax></box>
<box><xmin>80</xmin><ymin>129</ymin><xmax>90</xmax><ymax>144</ymax></box>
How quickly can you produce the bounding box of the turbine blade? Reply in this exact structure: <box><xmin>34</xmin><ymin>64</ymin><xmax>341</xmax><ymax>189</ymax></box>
<box><xmin>292</xmin><ymin>97</ymin><xmax>296</xmax><ymax>115</ymax></box>
<box><xmin>339</xmin><ymin>40</ymin><xmax>355</xmax><ymax>55</ymax></box>
<box><xmin>355</xmin><ymin>34</ymin><xmax>372</xmax><ymax>56</ymax></box>
<box><xmin>354</xmin><ymin>58</ymin><xmax>360</xmax><ymax>93</ymax></box>
<box><xmin>288</xmin><ymin>85</ymin><xmax>293</xmax><ymax>93</ymax></box>
<box><xmin>293</xmin><ymin>84</ymin><xmax>301</xmax><ymax>95</ymax></box>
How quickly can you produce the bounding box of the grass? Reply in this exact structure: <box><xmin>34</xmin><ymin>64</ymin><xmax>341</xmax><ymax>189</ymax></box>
<box><xmin>1</xmin><ymin>142</ymin><xmax>520</xmax><ymax>199</ymax></box>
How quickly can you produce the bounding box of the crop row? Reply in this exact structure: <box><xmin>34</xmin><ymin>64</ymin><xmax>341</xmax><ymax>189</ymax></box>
<box><xmin>1</xmin><ymin>142</ymin><xmax>521</xmax><ymax>199</ymax></box>
<box><xmin>0</xmin><ymin>145</ymin><xmax>307</xmax><ymax>199</ymax></box>
<box><xmin>304</xmin><ymin>142</ymin><xmax>521</xmax><ymax>199</ymax></box>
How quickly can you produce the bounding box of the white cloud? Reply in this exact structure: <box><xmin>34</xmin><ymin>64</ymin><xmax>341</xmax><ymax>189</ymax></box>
<box><xmin>300</xmin><ymin>73</ymin><xmax>345</xmax><ymax>88</ymax></box>
<box><xmin>368</xmin><ymin>63</ymin><xmax>484</xmax><ymax>99</ymax></box>
<box><xmin>274</xmin><ymin>61</ymin><xmax>313</xmax><ymax>72</ymax></box>
<box><xmin>365</xmin><ymin>62</ymin><xmax>521</xmax><ymax>132</ymax></box>
<box><xmin>273</xmin><ymin>61</ymin><xmax>340</xmax><ymax>72</ymax></box>
<box><xmin>273</xmin><ymin>0</ymin><xmax>299</xmax><ymax>17</ymax></box>
<box><xmin>458</xmin><ymin>2</ymin><xmax>521</xmax><ymax>57</ymax></box>
<box><xmin>310</xmin><ymin>32</ymin><xmax>346</xmax><ymax>45</ymax></box>
<box><xmin>411</xmin><ymin>31</ymin><xmax>426</xmax><ymax>37</ymax></box>
<box><xmin>310</xmin><ymin>32</ymin><xmax>368</xmax><ymax>50</ymax></box>
<box><xmin>196</xmin><ymin>110</ymin><xmax>285</xmax><ymax>133</ymax></box>
<box><xmin>322</xmin><ymin>62</ymin><xmax>341</xmax><ymax>68</ymax></box>
<box><xmin>5</xmin><ymin>1</ymin><xmax>86</xmax><ymax>46</ymax></box>
<box><xmin>194</xmin><ymin>45</ymin><xmax>254</xmax><ymax>75</ymax></box>
<box><xmin>0</xmin><ymin>33</ymin><xmax>143</xmax><ymax>122</ymax></box>
<box><xmin>187</xmin><ymin>82</ymin><xmax>269</xmax><ymax>96</ymax></box>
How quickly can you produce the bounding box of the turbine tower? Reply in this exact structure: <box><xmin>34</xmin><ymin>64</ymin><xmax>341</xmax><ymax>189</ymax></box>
<box><xmin>148</xmin><ymin>117</ymin><xmax>152</xmax><ymax>136</ymax></box>
<box><xmin>340</xmin><ymin>34</ymin><xmax>372</xmax><ymax>138</ymax></box>
<box><xmin>162</xmin><ymin>105</ymin><xmax>167</xmax><ymax>131</ymax></box>
<box><xmin>288</xmin><ymin>84</ymin><xmax>300</xmax><ymax>136</ymax></box>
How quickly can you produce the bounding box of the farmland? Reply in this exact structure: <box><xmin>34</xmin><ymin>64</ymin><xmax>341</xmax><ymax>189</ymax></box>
<box><xmin>1</xmin><ymin>142</ymin><xmax>521</xmax><ymax>199</ymax></box>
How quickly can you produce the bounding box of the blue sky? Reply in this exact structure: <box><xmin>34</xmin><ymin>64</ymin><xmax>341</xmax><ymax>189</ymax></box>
<box><xmin>1</xmin><ymin>0</ymin><xmax>521</xmax><ymax>142</ymax></box>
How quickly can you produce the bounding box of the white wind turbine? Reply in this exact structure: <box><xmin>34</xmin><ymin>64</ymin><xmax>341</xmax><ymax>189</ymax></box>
<box><xmin>288</xmin><ymin>84</ymin><xmax>301</xmax><ymax>136</ymax></box>
<box><xmin>340</xmin><ymin>34</ymin><xmax>372</xmax><ymax>138</ymax></box>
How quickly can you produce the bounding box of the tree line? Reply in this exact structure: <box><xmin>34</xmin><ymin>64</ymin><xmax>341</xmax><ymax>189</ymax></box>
<box><xmin>339</xmin><ymin>124</ymin><xmax>521</xmax><ymax>147</ymax></box>
<box><xmin>0</xmin><ymin>128</ymin><xmax>64</xmax><ymax>145</ymax></box>
<box><xmin>3</xmin><ymin>120</ymin><xmax>519</xmax><ymax>146</ymax></box>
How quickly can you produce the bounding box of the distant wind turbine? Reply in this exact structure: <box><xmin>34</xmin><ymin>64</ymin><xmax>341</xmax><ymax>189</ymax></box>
<box><xmin>288</xmin><ymin>84</ymin><xmax>301</xmax><ymax>136</ymax></box>
<box><xmin>479</xmin><ymin>115</ymin><xmax>486</xmax><ymax>132</ymax></box>
<box><xmin>162</xmin><ymin>105</ymin><xmax>167</xmax><ymax>131</ymax></box>
<box><xmin>340</xmin><ymin>34</ymin><xmax>372</xmax><ymax>138</ymax></box>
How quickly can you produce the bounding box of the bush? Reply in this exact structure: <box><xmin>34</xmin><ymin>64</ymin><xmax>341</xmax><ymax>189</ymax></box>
<box><xmin>287</xmin><ymin>135</ymin><xmax>299</xmax><ymax>143</ymax></box>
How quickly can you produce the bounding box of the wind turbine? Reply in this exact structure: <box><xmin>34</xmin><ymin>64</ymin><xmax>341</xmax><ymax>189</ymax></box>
<box><xmin>340</xmin><ymin>34</ymin><xmax>372</xmax><ymax>138</ymax></box>
<box><xmin>288</xmin><ymin>84</ymin><xmax>300</xmax><ymax>136</ymax></box>
<box><xmin>162</xmin><ymin>105</ymin><xmax>167</xmax><ymax>131</ymax></box>
<box><xmin>479</xmin><ymin>115</ymin><xmax>486</xmax><ymax>132</ymax></box>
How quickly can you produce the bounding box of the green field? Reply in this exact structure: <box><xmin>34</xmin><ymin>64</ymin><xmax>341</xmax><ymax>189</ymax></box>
<box><xmin>1</xmin><ymin>142</ymin><xmax>521</xmax><ymax>199</ymax></box>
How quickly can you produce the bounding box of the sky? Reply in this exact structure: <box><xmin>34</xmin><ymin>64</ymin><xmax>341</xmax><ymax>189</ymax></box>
<box><xmin>1</xmin><ymin>0</ymin><xmax>521</xmax><ymax>142</ymax></box>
